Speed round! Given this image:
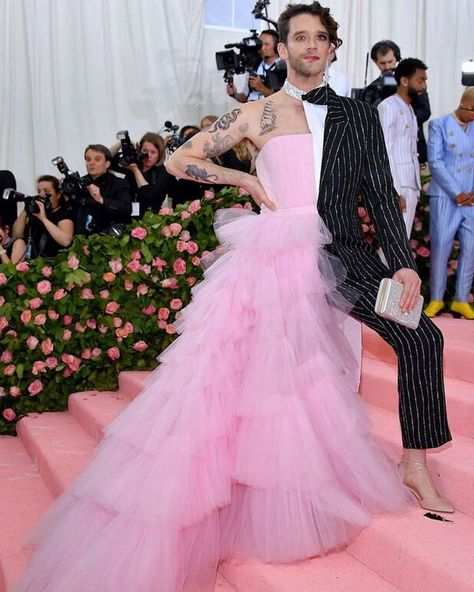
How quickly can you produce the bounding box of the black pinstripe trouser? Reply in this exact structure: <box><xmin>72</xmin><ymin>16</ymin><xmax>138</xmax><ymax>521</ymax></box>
<box><xmin>341</xmin><ymin>263</ymin><xmax>452</xmax><ymax>450</ymax></box>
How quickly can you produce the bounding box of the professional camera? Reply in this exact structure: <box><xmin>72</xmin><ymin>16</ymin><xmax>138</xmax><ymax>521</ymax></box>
<box><xmin>2</xmin><ymin>188</ymin><xmax>52</xmax><ymax>216</ymax></box>
<box><xmin>215</xmin><ymin>30</ymin><xmax>262</xmax><ymax>83</ymax></box>
<box><xmin>116</xmin><ymin>130</ymin><xmax>147</xmax><ymax>167</ymax></box>
<box><xmin>162</xmin><ymin>120</ymin><xmax>184</xmax><ymax>154</ymax></box>
<box><xmin>52</xmin><ymin>156</ymin><xmax>91</xmax><ymax>206</ymax></box>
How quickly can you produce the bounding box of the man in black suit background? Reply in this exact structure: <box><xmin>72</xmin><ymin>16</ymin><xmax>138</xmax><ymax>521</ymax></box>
<box><xmin>167</xmin><ymin>2</ymin><xmax>453</xmax><ymax>513</ymax></box>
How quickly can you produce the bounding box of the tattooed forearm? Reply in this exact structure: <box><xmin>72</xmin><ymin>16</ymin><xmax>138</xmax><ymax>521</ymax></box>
<box><xmin>203</xmin><ymin>133</ymin><xmax>234</xmax><ymax>159</ymax></box>
<box><xmin>208</xmin><ymin>109</ymin><xmax>242</xmax><ymax>132</ymax></box>
<box><xmin>185</xmin><ymin>164</ymin><xmax>219</xmax><ymax>183</ymax></box>
<box><xmin>259</xmin><ymin>101</ymin><xmax>277</xmax><ymax>136</ymax></box>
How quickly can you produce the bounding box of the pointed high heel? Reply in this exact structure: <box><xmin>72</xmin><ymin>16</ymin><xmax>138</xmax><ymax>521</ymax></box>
<box><xmin>398</xmin><ymin>458</ymin><xmax>454</xmax><ymax>513</ymax></box>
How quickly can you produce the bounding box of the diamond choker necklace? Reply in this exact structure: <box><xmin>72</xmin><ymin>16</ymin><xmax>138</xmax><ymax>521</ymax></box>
<box><xmin>282</xmin><ymin>80</ymin><xmax>308</xmax><ymax>101</ymax></box>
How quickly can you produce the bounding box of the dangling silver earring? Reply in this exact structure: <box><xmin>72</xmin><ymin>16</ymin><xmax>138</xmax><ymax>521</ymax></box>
<box><xmin>323</xmin><ymin>61</ymin><xmax>330</xmax><ymax>85</ymax></box>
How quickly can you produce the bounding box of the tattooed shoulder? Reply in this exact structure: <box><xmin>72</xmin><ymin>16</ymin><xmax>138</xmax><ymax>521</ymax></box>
<box><xmin>203</xmin><ymin>133</ymin><xmax>234</xmax><ymax>159</ymax></box>
<box><xmin>258</xmin><ymin>101</ymin><xmax>277</xmax><ymax>136</ymax></box>
<box><xmin>208</xmin><ymin>109</ymin><xmax>242</xmax><ymax>132</ymax></box>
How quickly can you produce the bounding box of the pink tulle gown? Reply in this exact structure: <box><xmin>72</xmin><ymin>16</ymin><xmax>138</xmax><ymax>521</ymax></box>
<box><xmin>14</xmin><ymin>134</ymin><xmax>409</xmax><ymax>592</ymax></box>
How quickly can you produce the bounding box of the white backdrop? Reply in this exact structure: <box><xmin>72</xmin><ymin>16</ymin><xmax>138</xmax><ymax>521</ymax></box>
<box><xmin>0</xmin><ymin>0</ymin><xmax>472</xmax><ymax>193</ymax></box>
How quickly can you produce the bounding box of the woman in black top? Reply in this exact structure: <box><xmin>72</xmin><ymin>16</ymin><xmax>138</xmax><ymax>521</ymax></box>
<box><xmin>10</xmin><ymin>175</ymin><xmax>74</xmax><ymax>261</ymax></box>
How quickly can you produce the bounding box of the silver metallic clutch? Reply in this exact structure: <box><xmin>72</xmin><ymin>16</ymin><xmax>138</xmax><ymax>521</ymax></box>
<box><xmin>374</xmin><ymin>278</ymin><xmax>424</xmax><ymax>330</ymax></box>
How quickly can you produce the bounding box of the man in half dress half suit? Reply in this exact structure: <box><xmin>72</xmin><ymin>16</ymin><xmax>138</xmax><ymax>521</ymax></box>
<box><xmin>425</xmin><ymin>87</ymin><xmax>474</xmax><ymax>320</ymax></box>
<box><xmin>168</xmin><ymin>2</ymin><xmax>453</xmax><ymax>512</ymax></box>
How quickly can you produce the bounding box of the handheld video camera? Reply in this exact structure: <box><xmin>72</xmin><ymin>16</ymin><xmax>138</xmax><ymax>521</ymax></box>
<box><xmin>162</xmin><ymin>121</ymin><xmax>184</xmax><ymax>154</ymax></box>
<box><xmin>215</xmin><ymin>30</ymin><xmax>262</xmax><ymax>84</ymax></box>
<box><xmin>52</xmin><ymin>156</ymin><xmax>91</xmax><ymax>206</ymax></box>
<box><xmin>2</xmin><ymin>188</ymin><xmax>52</xmax><ymax>216</ymax></box>
<box><xmin>116</xmin><ymin>130</ymin><xmax>147</xmax><ymax>167</ymax></box>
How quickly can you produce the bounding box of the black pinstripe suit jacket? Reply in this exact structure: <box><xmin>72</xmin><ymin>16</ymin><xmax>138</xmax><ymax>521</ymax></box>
<box><xmin>317</xmin><ymin>87</ymin><xmax>416</xmax><ymax>278</ymax></box>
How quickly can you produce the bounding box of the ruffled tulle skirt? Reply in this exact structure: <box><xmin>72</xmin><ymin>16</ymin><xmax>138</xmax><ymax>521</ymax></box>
<box><xmin>14</xmin><ymin>207</ymin><xmax>409</xmax><ymax>592</ymax></box>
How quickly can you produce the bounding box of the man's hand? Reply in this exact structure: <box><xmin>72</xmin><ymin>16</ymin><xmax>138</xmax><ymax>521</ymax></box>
<box><xmin>455</xmin><ymin>192</ymin><xmax>473</xmax><ymax>206</ymax></box>
<box><xmin>392</xmin><ymin>268</ymin><xmax>422</xmax><ymax>312</ymax></box>
<box><xmin>399</xmin><ymin>195</ymin><xmax>407</xmax><ymax>212</ymax></box>
<box><xmin>87</xmin><ymin>184</ymin><xmax>104</xmax><ymax>204</ymax></box>
<box><xmin>243</xmin><ymin>175</ymin><xmax>276</xmax><ymax>211</ymax></box>
<box><xmin>248</xmin><ymin>75</ymin><xmax>266</xmax><ymax>92</ymax></box>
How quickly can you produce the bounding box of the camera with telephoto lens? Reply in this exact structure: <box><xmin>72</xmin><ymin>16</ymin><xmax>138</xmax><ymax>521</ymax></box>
<box><xmin>215</xmin><ymin>30</ymin><xmax>262</xmax><ymax>84</ymax></box>
<box><xmin>52</xmin><ymin>156</ymin><xmax>91</xmax><ymax>206</ymax></box>
<box><xmin>116</xmin><ymin>130</ymin><xmax>147</xmax><ymax>167</ymax></box>
<box><xmin>2</xmin><ymin>188</ymin><xmax>52</xmax><ymax>216</ymax></box>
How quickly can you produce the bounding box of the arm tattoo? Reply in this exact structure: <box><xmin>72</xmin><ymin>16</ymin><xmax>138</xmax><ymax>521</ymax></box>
<box><xmin>259</xmin><ymin>101</ymin><xmax>277</xmax><ymax>136</ymax></box>
<box><xmin>203</xmin><ymin>133</ymin><xmax>234</xmax><ymax>158</ymax></box>
<box><xmin>208</xmin><ymin>109</ymin><xmax>242</xmax><ymax>132</ymax></box>
<box><xmin>239</xmin><ymin>123</ymin><xmax>249</xmax><ymax>133</ymax></box>
<box><xmin>185</xmin><ymin>164</ymin><xmax>218</xmax><ymax>183</ymax></box>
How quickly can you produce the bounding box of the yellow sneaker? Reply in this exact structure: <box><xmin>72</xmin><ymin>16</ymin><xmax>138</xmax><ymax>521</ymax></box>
<box><xmin>424</xmin><ymin>300</ymin><xmax>444</xmax><ymax>318</ymax></box>
<box><xmin>450</xmin><ymin>301</ymin><xmax>474</xmax><ymax>320</ymax></box>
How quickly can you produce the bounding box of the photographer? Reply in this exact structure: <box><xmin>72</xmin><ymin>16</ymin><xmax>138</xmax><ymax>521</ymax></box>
<box><xmin>111</xmin><ymin>132</ymin><xmax>177</xmax><ymax>217</ymax></box>
<box><xmin>10</xmin><ymin>175</ymin><xmax>74</xmax><ymax>262</ymax></box>
<box><xmin>80</xmin><ymin>144</ymin><xmax>132</xmax><ymax>234</ymax></box>
<box><xmin>227</xmin><ymin>30</ymin><xmax>281</xmax><ymax>102</ymax></box>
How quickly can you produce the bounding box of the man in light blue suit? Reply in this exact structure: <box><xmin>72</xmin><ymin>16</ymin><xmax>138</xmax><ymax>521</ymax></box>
<box><xmin>425</xmin><ymin>87</ymin><xmax>474</xmax><ymax>319</ymax></box>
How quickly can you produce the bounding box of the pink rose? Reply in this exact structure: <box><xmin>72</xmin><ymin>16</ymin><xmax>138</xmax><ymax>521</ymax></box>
<box><xmin>187</xmin><ymin>200</ymin><xmax>201</xmax><ymax>214</ymax></box>
<box><xmin>176</xmin><ymin>240</ymin><xmax>187</xmax><ymax>252</ymax></box>
<box><xmin>2</xmin><ymin>408</ymin><xmax>16</xmax><ymax>421</ymax></box>
<box><xmin>180</xmin><ymin>211</ymin><xmax>191</xmax><ymax>220</ymax></box>
<box><xmin>204</xmin><ymin>190</ymin><xmax>215</xmax><ymax>200</ymax></box>
<box><xmin>131</xmin><ymin>249</ymin><xmax>141</xmax><ymax>260</ymax></box>
<box><xmin>99</xmin><ymin>289</ymin><xmax>110</xmax><ymax>299</ymax></box>
<box><xmin>0</xmin><ymin>316</ymin><xmax>8</xmax><ymax>332</ymax></box>
<box><xmin>61</xmin><ymin>354</ymin><xmax>81</xmax><ymax>372</ymax></box>
<box><xmin>46</xmin><ymin>357</ymin><xmax>58</xmax><ymax>369</ymax></box>
<box><xmin>126</xmin><ymin>259</ymin><xmax>141</xmax><ymax>273</ymax></box>
<box><xmin>191</xmin><ymin>256</ymin><xmax>201</xmax><ymax>266</ymax></box>
<box><xmin>158</xmin><ymin>308</ymin><xmax>170</xmax><ymax>320</ymax></box>
<box><xmin>63</xmin><ymin>329</ymin><xmax>72</xmax><ymax>341</ymax></box>
<box><xmin>0</xmin><ymin>273</ymin><xmax>7</xmax><ymax>285</ymax></box>
<box><xmin>173</xmin><ymin>258</ymin><xmax>186</xmax><ymax>275</ymax></box>
<box><xmin>161</xmin><ymin>226</ymin><xmax>172</xmax><ymax>237</ymax></box>
<box><xmin>75</xmin><ymin>322</ymin><xmax>86</xmax><ymax>333</ymax></box>
<box><xmin>170</xmin><ymin>298</ymin><xmax>183</xmax><ymax>310</ymax></box>
<box><xmin>80</xmin><ymin>288</ymin><xmax>94</xmax><ymax>300</ymax></box>
<box><xmin>28</xmin><ymin>379</ymin><xmax>44</xmax><ymax>396</ymax></box>
<box><xmin>26</xmin><ymin>336</ymin><xmax>39</xmax><ymax>349</ymax></box>
<box><xmin>53</xmin><ymin>288</ymin><xmax>67</xmax><ymax>300</ymax></box>
<box><xmin>16</xmin><ymin>261</ymin><xmax>29</xmax><ymax>272</ymax></box>
<box><xmin>17</xmin><ymin>284</ymin><xmax>26</xmax><ymax>295</ymax></box>
<box><xmin>186</xmin><ymin>241</ymin><xmax>198</xmax><ymax>254</ymax></box>
<box><xmin>37</xmin><ymin>280</ymin><xmax>51</xmax><ymax>295</ymax></box>
<box><xmin>40</xmin><ymin>338</ymin><xmax>54</xmax><ymax>355</ymax></box>
<box><xmin>82</xmin><ymin>245</ymin><xmax>90</xmax><ymax>255</ymax></box>
<box><xmin>63</xmin><ymin>314</ymin><xmax>73</xmax><ymax>325</ymax></box>
<box><xmin>141</xmin><ymin>264</ymin><xmax>151</xmax><ymax>275</ymax></box>
<box><xmin>166</xmin><ymin>324</ymin><xmax>177</xmax><ymax>334</ymax></box>
<box><xmin>131</xmin><ymin>227</ymin><xmax>148</xmax><ymax>240</ymax></box>
<box><xmin>91</xmin><ymin>347</ymin><xmax>101</xmax><ymax>358</ymax></box>
<box><xmin>82</xmin><ymin>348</ymin><xmax>92</xmax><ymax>360</ymax></box>
<box><xmin>416</xmin><ymin>246</ymin><xmax>430</xmax><ymax>258</ymax></box>
<box><xmin>0</xmin><ymin>350</ymin><xmax>12</xmax><ymax>363</ymax></box>
<box><xmin>48</xmin><ymin>310</ymin><xmax>59</xmax><ymax>321</ymax></box>
<box><xmin>29</xmin><ymin>297</ymin><xmax>43</xmax><ymax>309</ymax></box>
<box><xmin>113</xmin><ymin>317</ymin><xmax>123</xmax><ymax>328</ymax></box>
<box><xmin>107</xmin><ymin>347</ymin><xmax>120</xmax><ymax>361</ymax></box>
<box><xmin>161</xmin><ymin>278</ymin><xmax>178</xmax><ymax>289</ymax></box>
<box><xmin>34</xmin><ymin>314</ymin><xmax>47</xmax><ymax>325</ymax></box>
<box><xmin>136</xmin><ymin>284</ymin><xmax>148</xmax><ymax>296</ymax></box>
<box><xmin>0</xmin><ymin>296</ymin><xmax>4</xmax><ymax>306</ymax></box>
<box><xmin>133</xmin><ymin>341</ymin><xmax>149</xmax><ymax>352</ymax></box>
<box><xmin>102</xmin><ymin>272</ymin><xmax>116</xmax><ymax>282</ymax></box>
<box><xmin>67</xmin><ymin>255</ymin><xmax>80</xmax><ymax>270</ymax></box>
<box><xmin>152</xmin><ymin>257</ymin><xmax>167</xmax><ymax>269</ymax></box>
<box><xmin>187</xmin><ymin>276</ymin><xmax>197</xmax><ymax>287</ymax></box>
<box><xmin>159</xmin><ymin>207</ymin><xmax>173</xmax><ymax>215</ymax></box>
<box><xmin>41</xmin><ymin>265</ymin><xmax>53</xmax><ymax>277</ymax></box>
<box><xmin>4</xmin><ymin>364</ymin><xmax>16</xmax><ymax>376</ymax></box>
<box><xmin>32</xmin><ymin>360</ymin><xmax>47</xmax><ymax>375</ymax></box>
<box><xmin>169</xmin><ymin>223</ymin><xmax>182</xmax><ymax>236</ymax></box>
<box><xmin>109</xmin><ymin>259</ymin><xmax>123</xmax><ymax>273</ymax></box>
<box><xmin>158</xmin><ymin>319</ymin><xmax>168</xmax><ymax>329</ymax></box>
<box><xmin>142</xmin><ymin>304</ymin><xmax>156</xmax><ymax>316</ymax></box>
<box><xmin>179</xmin><ymin>230</ymin><xmax>191</xmax><ymax>241</ymax></box>
<box><xmin>124</xmin><ymin>279</ymin><xmax>134</xmax><ymax>291</ymax></box>
<box><xmin>6</xmin><ymin>329</ymin><xmax>16</xmax><ymax>338</ymax></box>
<box><xmin>105</xmin><ymin>301</ymin><xmax>120</xmax><ymax>315</ymax></box>
<box><xmin>10</xmin><ymin>386</ymin><xmax>21</xmax><ymax>397</ymax></box>
<box><xmin>86</xmin><ymin>319</ymin><xmax>97</xmax><ymax>329</ymax></box>
<box><xmin>98</xmin><ymin>325</ymin><xmax>108</xmax><ymax>334</ymax></box>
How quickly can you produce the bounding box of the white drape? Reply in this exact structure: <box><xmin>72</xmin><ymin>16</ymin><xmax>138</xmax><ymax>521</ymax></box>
<box><xmin>0</xmin><ymin>0</ymin><xmax>472</xmax><ymax>192</ymax></box>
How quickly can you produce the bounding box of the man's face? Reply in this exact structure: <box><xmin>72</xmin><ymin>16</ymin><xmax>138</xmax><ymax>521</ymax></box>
<box><xmin>375</xmin><ymin>49</ymin><xmax>397</xmax><ymax>72</ymax></box>
<box><xmin>280</xmin><ymin>14</ymin><xmax>332</xmax><ymax>80</ymax></box>
<box><xmin>85</xmin><ymin>150</ymin><xmax>109</xmax><ymax>177</ymax></box>
<box><xmin>259</xmin><ymin>33</ymin><xmax>278</xmax><ymax>60</ymax></box>
<box><xmin>406</xmin><ymin>68</ymin><xmax>427</xmax><ymax>98</ymax></box>
<box><xmin>459</xmin><ymin>94</ymin><xmax>474</xmax><ymax>123</ymax></box>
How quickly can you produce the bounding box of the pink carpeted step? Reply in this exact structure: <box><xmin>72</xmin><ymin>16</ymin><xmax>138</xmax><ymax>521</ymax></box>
<box><xmin>362</xmin><ymin>318</ymin><xmax>474</xmax><ymax>384</ymax></box>
<box><xmin>359</xmin><ymin>357</ymin><xmax>474</xmax><ymax>439</ymax></box>
<box><xmin>219</xmin><ymin>552</ymin><xmax>401</xmax><ymax>592</ymax></box>
<box><xmin>16</xmin><ymin>413</ymin><xmax>96</xmax><ymax>498</ymax></box>
<box><xmin>0</xmin><ymin>437</ymin><xmax>53</xmax><ymax>592</ymax></box>
<box><xmin>347</xmin><ymin>507</ymin><xmax>474</xmax><ymax>592</ymax></box>
<box><xmin>118</xmin><ymin>370</ymin><xmax>151</xmax><ymax>399</ymax></box>
<box><xmin>367</xmin><ymin>404</ymin><xmax>474</xmax><ymax>518</ymax></box>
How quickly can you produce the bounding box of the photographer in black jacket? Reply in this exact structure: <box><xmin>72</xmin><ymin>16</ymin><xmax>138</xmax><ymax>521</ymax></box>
<box><xmin>81</xmin><ymin>144</ymin><xmax>132</xmax><ymax>234</ymax></box>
